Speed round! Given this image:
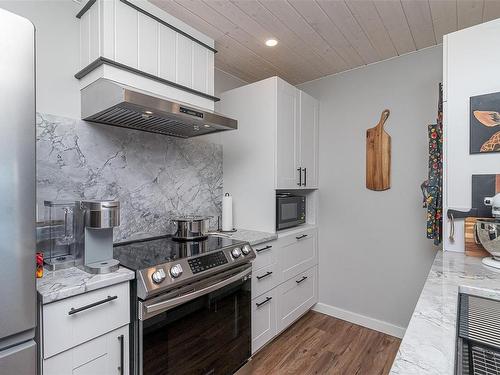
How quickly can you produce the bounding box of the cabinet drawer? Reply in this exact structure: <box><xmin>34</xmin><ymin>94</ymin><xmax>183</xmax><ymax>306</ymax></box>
<box><xmin>252</xmin><ymin>288</ymin><xmax>277</xmax><ymax>354</ymax></box>
<box><xmin>43</xmin><ymin>282</ymin><xmax>130</xmax><ymax>358</ymax></box>
<box><xmin>43</xmin><ymin>325</ymin><xmax>129</xmax><ymax>375</ymax></box>
<box><xmin>253</xmin><ymin>241</ymin><xmax>277</xmax><ymax>271</ymax></box>
<box><xmin>278</xmin><ymin>228</ymin><xmax>317</xmax><ymax>281</ymax></box>
<box><xmin>277</xmin><ymin>266</ymin><xmax>317</xmax><ymax>333</ymax></box>
<box><xmin>252</xmin><ymin>263</ymin><xmax>279</xmax><ymax>299</ymax></box>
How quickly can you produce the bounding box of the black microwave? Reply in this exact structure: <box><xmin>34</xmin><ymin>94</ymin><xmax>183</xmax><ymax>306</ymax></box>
<box><xmin>276</xmin><ymin>194</ymin><xmax>306</xmax><ymax>230</ymax></box>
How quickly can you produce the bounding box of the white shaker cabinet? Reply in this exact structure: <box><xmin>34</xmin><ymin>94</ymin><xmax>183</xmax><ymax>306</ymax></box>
<box><xmin>250</xmin><ymin>227</ymin><xmax>318</xmax><ymax>354</ymax></box>
<box><xmin>276</xmin><ymin>80</ymin><xmax>319</xmax><ymax>190</ymax></box>
<box><xmin>298</xmin><ymin>91</ymin><xmax>319</xmax><ymax>189</ymax></box>
<box><xmin>41</xmin><ymin>282</ymin><xmax>130</xmax><ymax>375</ymax></box>
<box><xmin>252</xmin><ymin>288</ymin><xmax>278</xmax><ymax>354</ymax></box>
<box><xmin>220</xmin><ymin>77</ymin><xmax>319</xmax><ymax>232</ymax></box>
<box><xmin>276</xmin><ymin>79</ymin><xmax>300</xmax><ymax>189</ymax></box>
<box><xmin>43</xmin><ymin>326</ymin><xmax>128</xmax><ymax>375</ymax></box>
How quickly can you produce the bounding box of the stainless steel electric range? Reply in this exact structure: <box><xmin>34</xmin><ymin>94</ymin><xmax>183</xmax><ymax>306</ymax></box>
<box><xmin>113</xmin><ymin>235</ymin><xmax>256</xmax><ymax>375</ymax></box>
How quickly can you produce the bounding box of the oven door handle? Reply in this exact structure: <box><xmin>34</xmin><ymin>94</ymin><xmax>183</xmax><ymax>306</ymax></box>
<box><xmin>140</xmin><ymin>267</ymin><xmax>252</xmax><ymax>320</ymax></box>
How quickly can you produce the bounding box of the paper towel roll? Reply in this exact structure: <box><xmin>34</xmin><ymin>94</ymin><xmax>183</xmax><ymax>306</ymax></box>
<box><xmin>222</xmin><ymin>193</ymin><xmax>233</xmax><ymax>231</ymax></box>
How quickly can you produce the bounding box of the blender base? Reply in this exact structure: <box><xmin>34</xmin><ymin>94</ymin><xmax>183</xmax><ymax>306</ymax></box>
<box><xmin>482</xmin><ymin>257</ymin><xmax>500</xmax><ymax>269</ymax></box>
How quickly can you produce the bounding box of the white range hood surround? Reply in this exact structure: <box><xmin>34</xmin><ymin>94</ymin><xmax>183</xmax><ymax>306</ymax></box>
<box><xmin>76</xmin><ymin>0</ymin><xmax>216</xmax><ymax>111</ymax></box>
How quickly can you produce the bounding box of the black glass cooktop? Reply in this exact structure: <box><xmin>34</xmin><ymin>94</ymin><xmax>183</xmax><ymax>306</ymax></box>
<box><xmin>113</xmin><ymin>235</ymin><xmax>244</xmax><ymax>271</ymax></box>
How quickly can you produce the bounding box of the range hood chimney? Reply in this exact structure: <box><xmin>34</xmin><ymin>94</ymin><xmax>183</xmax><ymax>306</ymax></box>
<box><xmin>81</xmin><ymin>79</ymin><xmax>237</xmax><ymax>138</ymax></box>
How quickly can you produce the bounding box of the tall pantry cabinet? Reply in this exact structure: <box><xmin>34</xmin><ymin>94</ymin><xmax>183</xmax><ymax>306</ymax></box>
<box><xmin>219</xmin><ymin>76</ymin><xmax>319</xmax><ymax>233</ymax></box>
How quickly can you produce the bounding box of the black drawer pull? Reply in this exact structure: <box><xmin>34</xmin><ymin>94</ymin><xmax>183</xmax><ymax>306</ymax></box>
<box><xmin>68</xmin><ymin>295</ymin><xmax>118</xmax><ymax>315</ymax></box>
<box><xmin>296</xmin><ymin>276</ymin><xmax>308</xmax><ymax>284</ymax></box>
<box><xmin>303</xmin><ymin>167</ymin><xmax>307</xmax><ymax>186</ymax></box>
<box><xmin>256</xmin><ymin>271</ymin><xmax>273</xmax><ymax>280</ymax></box>
<box><xmin>118</xmin><ymin>334</ymin><xmax>124</xmax><ymax>375</ymax></box>
<box><xmin>256</xmin><ymin>245</ymin><xmax>272</xmax><ymax>253</ymax></box>
<box><xmin>297</xmin><ymin>167</ymin><xmax>302</xmax><ymax>186</ymax></box>
<box><xmin>255</xmin><ymin>296</ymin><xmax>272</xmax><ymax>307</ymax></box>
<box><xmin>296</xmin><ymin>234</ymin><xmax>308</xmax><ymax>240</ymax></box>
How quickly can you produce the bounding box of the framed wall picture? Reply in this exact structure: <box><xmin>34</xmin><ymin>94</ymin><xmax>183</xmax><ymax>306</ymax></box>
<box><xmin>470</xmin><ymin>91</ymin><xmax>500</xmax><ymax>154</ymax></box>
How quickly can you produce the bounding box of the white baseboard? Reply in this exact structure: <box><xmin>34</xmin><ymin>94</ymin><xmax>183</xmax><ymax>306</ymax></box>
<box><xmin>312</xmin><ymin>302</ymin><xmax>406</xmax><ymax>339</ymax></box>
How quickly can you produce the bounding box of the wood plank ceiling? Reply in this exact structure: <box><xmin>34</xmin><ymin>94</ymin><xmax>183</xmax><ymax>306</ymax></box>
<box><xmin>150</xmin><ymin>0</ymin><xmax>500</xmax><ymax>85</ymax></box>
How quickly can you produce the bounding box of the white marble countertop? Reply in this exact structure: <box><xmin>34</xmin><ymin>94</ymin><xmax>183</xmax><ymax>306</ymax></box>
<box><xmin>230</xmin><ymin>228</ymin><xmax>277</xmax><ymax>246</ymax></box>
<box><xmin>37</xmin><ymin>266</ymin><xmax>135</xmax><ymax>304</ymax></box>
<box><xmin>390</xmin><ymin>251</ymin><xmax>500</xmax><ymax>374</ymax></box>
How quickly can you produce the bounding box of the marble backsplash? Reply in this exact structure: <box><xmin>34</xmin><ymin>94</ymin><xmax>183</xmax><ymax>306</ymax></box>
<box><xmin>36</xmin><ymin>113</ymin><xmax>223</xmax><ymax>241</ymax></box>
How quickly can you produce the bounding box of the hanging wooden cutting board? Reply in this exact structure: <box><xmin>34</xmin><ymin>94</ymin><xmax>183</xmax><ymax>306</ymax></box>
<box><xmin>366</xmin><ymin>109</ymin><xmax>391</xmax><ymax>191</ymax></box>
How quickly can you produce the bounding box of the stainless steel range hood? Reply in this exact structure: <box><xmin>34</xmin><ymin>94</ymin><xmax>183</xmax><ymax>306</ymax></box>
<box><xmin>81</xmin><ymin>79</ymin><xmax>237</xmax><ymax>138</ymax></box>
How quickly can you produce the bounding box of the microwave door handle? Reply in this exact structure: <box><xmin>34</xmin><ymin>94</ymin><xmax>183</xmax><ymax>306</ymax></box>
<box><xmin>141</xmin><ymin>267</ymin><xmax>252</xmax><ymax>319</ymax></box>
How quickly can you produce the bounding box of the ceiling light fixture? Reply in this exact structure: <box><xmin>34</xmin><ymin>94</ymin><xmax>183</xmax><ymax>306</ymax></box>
<box><xmin>265</xmin><ymin>39</ymin><xmax>278</xmax><ymax>47</ymax></box>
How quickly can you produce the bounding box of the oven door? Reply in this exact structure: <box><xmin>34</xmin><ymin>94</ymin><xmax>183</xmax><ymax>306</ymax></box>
<box><xmin>276</xmin><ymin>196</ymin><xmax>305</xmax><ymax>230</ymax></box>
<box><xmin>138</xmin><ymin>265</ymin><xmax>251</xmax><ymax>375</ymax></box>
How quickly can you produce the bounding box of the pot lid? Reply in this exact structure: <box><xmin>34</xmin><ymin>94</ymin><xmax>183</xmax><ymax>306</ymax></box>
<box><xmin>171</xmin><ymin>215</ymin><xmax>211</xmax><ymax>222</ymax></box>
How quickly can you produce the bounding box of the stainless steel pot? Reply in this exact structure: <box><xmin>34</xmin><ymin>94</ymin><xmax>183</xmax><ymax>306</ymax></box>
<box><xmin>172</xmin><ymin>216</ymin><xmax>228</xmax><ymax>241</ymax></box>
<box><xmin>476</xmin><ymin>219</ymin><xmax>500</xmax><ymax>258</ymax></box>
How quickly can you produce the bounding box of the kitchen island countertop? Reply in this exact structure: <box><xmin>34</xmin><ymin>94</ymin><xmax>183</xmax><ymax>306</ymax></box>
<box><xmin>37</xmin><ymin>266</ymin><xmax>135</xmax><ymax>304</ymax></box>
<box><xmin>230</xmin><ymin>228</ymin><xmax>277</xmax><ymax>246</ymax></box>
<box><xmin>390</xmin><ymin>251</ymin><xmax>500</xmax><ymax>374</ymax></box>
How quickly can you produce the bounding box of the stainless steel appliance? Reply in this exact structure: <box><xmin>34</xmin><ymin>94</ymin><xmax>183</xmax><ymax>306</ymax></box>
<box><xmin>0</xmin><ymin>8</ymin><xmax>36</xmax><ymax>374</ymax></box>
<box><xmin>475</xmin><ymin>193</ymin><xmax>500</xmax><ymax>269</ymax></box>
<box><xmin>75</xmin><ymin>200</ymin><xmax>121</xmax><ymax>274</ymax></box>
<box><xmin>81</xmin><ymin>79</ymin><xmax>238</xmax><ymax>138</ymax></box>
<box><xmin>113</xmin><ymin>235</ymin><xmax>255</xmax><ymax>375</ymax></box>
<box><xmin>456</xmin><ymin>293</ymin><xmax>500</xmax><ymax>374</ymax></box>
<box><xmin>276</xmin><ymin>193</ymin><xmax>306</xmax><ymax>230</ymax></box>
<box><xmin>172</xmin><ymin>215</ymin><xmax>229</xmax><ymax>241</ymax></box>
<box><xmin>40</xmin><ymin>201</ymin><xmax>77</xmax><ymax>270</ymax></box>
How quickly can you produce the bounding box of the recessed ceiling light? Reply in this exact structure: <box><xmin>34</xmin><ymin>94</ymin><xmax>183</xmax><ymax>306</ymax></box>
<box><xmin>265</xmin><ymin>39</ymin><xmax>278</xmax><ymax>47</ymax></box>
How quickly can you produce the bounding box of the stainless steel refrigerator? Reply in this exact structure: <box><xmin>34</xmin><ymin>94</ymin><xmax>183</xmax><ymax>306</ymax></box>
<box><xmin>0</xmin><ymin>8</ymin><xmax>36</xmax><ymax>375</ymax></box>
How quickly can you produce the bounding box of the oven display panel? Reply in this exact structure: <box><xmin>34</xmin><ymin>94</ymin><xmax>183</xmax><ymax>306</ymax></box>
<box><xmin>188</xmin><ymin>251</ymin><xmax>228</xmax><ymax>274</ymax></box>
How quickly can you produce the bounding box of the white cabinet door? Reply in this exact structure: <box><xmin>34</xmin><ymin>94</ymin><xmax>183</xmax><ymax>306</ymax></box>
<box><xmin>277</xmin><ymin>266</ymin><xmax>317</xmax><ymax>333</ymax></box>
<box><xmin>43</xmin><ymin>282</ymin><xmax>130</xmax><ymax>358</ymax></box>
<box><xmin>299</xmin><ymin>91</ymin><xmax>319</xmax><ymax>188</ymax></box>
<box><xmin>252</xmin><ymin>262</ymin><xmax>280</xmax><ymax>299</ymax></box>
<box><xmin>252</xmin><ymin>288</ymin><xmax>277</xmax><ymax>354</ymax></box>
<box><xmin>252</xmin><ymin>241</ymin><xmax>277</xmax><ymax>271</ymax></box>
<box><xmin>43</xmin><ymin>325</ymin><xmax>129</xmax><ymax>375</ymax></box>
<box><xmin>278</xmin><ymin>228</ymin><xmax>318</xmax><ymax>282</ymax></box>
<box><xmin>276</xmin><ymin>79</ymin><xmax>300</xmax><ymax>189</ymax></box>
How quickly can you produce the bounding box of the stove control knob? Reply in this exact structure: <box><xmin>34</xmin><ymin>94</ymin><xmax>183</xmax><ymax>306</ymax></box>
<box><xmin>241</xmin><ymin>244</ymin><xmax>252</xmax><ymax>255</ymax></box>
<box><xmin>231</xmin><ymin>247</ymin><xmax>242</xmax><ymax>259</ymax></box>
<box><xmin>170</xmin><ymin>264</ymin><xmax>183</xmax><ymax>278</ymax></box>
<box><xmin>151</xmin><ymin>268</ymin><xmax>166</xmax><ymax>284</ymax></box>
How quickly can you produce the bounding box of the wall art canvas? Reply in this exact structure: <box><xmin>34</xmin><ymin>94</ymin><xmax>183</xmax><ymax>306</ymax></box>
<box><xmin>470</xmin><ymin>91</ymin><xmax>500</xmax><ymax>154</ymax></box>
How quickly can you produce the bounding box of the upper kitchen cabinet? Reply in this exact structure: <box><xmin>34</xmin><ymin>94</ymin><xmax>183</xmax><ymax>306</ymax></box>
<box><xmin>76</xmin><ymin>0</ymin><xmax>216</xmax><ymax>110</ymax></box>
<box><xmin>219</xmin><ymin>77</ymin><xmax>319</xmax><ymax>232</ymax></box>
<box><xmin>275</xmin><ymin>80</ymin><xmax>319</xmax><ymax>189</ymax></box>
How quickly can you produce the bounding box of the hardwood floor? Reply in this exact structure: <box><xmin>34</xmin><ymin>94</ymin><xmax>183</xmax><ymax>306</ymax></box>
<box><xmin>237</xmin><ymin>311</ymin><xmax>401</xmax><ymax>375</ymax></box>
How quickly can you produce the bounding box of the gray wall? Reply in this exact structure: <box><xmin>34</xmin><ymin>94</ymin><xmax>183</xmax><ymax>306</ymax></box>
<box><xmin>299</xmin><ymin>46</ymin><xmax>442</xmax><ymax>330</ymax></box>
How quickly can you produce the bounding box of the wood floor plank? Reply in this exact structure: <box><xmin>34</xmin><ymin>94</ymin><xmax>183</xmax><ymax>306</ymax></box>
<box><xmin>237</xmin><ymin>311</ymin><xmax>400</xmax><ymax>375</ymax></box>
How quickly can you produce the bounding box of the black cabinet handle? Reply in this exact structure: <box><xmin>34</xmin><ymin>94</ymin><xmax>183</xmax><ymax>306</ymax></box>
<box><xmin>297</xmin><ymin>167</ymin><xmax>302</xmax><ymax>186</ymax></box>
<box><xmin>296</xmin><ymin>276</ymin><xmax>308</xmax><ymax>284</ymax></box>
<box><xmin>255</xmin><ymin>296</ymin><xmax>272</xmax><ymax>307</ymax></box>
<box><xmin>296</xmin><ymin>234</ymin><xmax>308</xmax><ymax>240</ymax></box>
<box><xmin>303</xmin><ymin>168</ymin><xmax>307</xmax><ymax>186</ymax></box>
<box><xmin>68</xmin><ymin>295</ymin><xmax>118</xmax><ymax>315</ymax></box>
<box><xmin>256</xmin><ymin>245</ymin><xmax>272</xmax><ymax>253</ymax></box>
<box><xmin>117</xmin><ymin>334</ymin><xmax>124</xmax><ymax>375</ymax></box>
<box><xmin>256</xmin><ymin>271</ymin><xmax>273</xmax><ymax>280</ymax></box>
